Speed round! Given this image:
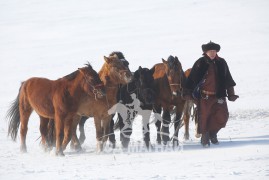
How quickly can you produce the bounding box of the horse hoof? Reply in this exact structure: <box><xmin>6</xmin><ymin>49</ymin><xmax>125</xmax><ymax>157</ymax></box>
<box><xmin>56</xmin><ymin>151</ymin><xmax>65</xmax><ymax>156</ymax></box>
<box><xmin>184</xmin><ymin>134</ymin><xmax>190</xmax><ymax>140</ymax></box>
<box><xmin>121</xmin><ymin>140</ymin><xmax>130</xmax><ymax>149</ymax></box>
<box><xmin>79</xmin><ymin>136</ymin><xmax>86</xmax><ymax>145</ymax></box>
<box><xmin>162</xmin><ymin>141</ymin><xmax>169</xmax><ymax>146</ymax></box>
<box><xmin>109</xmin><ymin>142</ymin><xmax>116</xmax><ymax>149</ymax></box>
<box><xmin>172</xmin><ymin>139</ymin><xmax>179</xmax><ymax>149</ymax></box>
<box><xmin>145</xmin><ymin>141</ymin><xmax>152</xmax><ymax>149</ymax></box>
<box><xmin>195</xmin><ymin>134</ymin><xmax>202</xmax><ymax>138</ymax></box>
<box><xmin>43</xmin><ymin>146</ymin><xmax>52</xmax><ymax>153</ymax></box>
<box><xmin>74</xmin><ymin>145</ymin><xmax>83</xmax><ymax>152</ymax></box>
<box><xmin>20</xmin><ymin>146</ymin><xmax>27</xmax><ymax>153</ymax></box>
<box><xmin>70</xmin><ymin>143</ymin><xmax>82</xmax><ymax>152</ymax></box>
<box><xmin>96</xmin><ymin>141</ymin><xmax>104</xmax><ymax>153</ymax></box>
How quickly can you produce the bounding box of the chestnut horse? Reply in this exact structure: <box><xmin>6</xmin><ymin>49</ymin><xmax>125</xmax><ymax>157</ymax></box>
<box><xmin>76</xmin><ymin>52</ymin><xmax>131</xmax><ymax>149</ymax></box>
<box><xmin>181</xmin><ymin>68</ymin><xmax>201</xmax><ymax>139</ymax></box>
<box><xmin>6</xmin><ymin>64</ymin><xmax>105</xmax><ymax>156</ymax></box>
<box><xmin>42</xmin><ymin>53</ymin><xmax>132</xmax><ymax>152</ymax></box>
<box><xmin>71</xmin><ymin>54</ymin><xmax>133</xmax><ymax>152</ymax></box>
<box><xmin>152</xmin><ymin>56</ymin><xmax>187</xmax><ymax>146</ymax></box>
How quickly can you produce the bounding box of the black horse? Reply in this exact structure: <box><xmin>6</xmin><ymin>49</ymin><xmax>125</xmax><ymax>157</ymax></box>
<box><xmin>109</xmin><ymin>66</ymin><xmax>156</xmax><ymax>149</ymax></box>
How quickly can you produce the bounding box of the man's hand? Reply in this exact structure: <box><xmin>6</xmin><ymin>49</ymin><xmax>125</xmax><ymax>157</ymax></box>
<box><xmin>228</xmin><ymin>95</ymin><xmax>239</xmax><ymax>102</ymax></box>
<box><xmin>227</xmin><ymin>87</ymin><xmax>239</xmax><ymax>102</ymax></box>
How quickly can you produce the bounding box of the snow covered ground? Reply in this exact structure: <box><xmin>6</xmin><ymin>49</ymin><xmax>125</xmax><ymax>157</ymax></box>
<box><xmin>0</xmin><ymin>0</ymin><xmax>269</xmax><ymax>179</ymax></box>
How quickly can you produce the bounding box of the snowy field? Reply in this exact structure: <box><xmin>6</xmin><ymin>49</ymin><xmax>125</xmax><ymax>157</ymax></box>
<box><xmin>0</xmin><ymin>0</ymin><xmax>269</xmax><ymax>179</ymax></box>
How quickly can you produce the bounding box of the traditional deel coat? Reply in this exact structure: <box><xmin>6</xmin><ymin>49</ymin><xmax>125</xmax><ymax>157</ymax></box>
<box><xmin>186</xmin><ymin>54</ymin><xmax>236</xmax><ymax>135</ymax></box>
<box><xmin>186</xmin><ymin>55</ymin><xmax>236</xmax><ymax>98</ymax></box>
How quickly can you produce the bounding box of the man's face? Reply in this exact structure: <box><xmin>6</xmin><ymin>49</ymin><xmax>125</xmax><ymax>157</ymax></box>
<box><xmin>206</xmin><ymin>50</ymin><xmax>217</xmax><ymax>60</ymax></box>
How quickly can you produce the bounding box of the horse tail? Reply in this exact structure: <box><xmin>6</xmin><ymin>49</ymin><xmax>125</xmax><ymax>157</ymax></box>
<box><xmin>47</xmin><ymin>119</ymin><xmax>55</xmax><ymax>147</ymax></box>
<box><xmin>7</xmin><ymin>84</ymin><xmax>23</xmax><ymax>141</ymax></box>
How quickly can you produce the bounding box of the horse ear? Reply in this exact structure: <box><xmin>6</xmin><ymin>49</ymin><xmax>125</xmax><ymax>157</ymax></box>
<box><xmin>113</xmin><ymin>54</ymin><xmax>118</xmax><ymax>58</ymax></box>
<box><xmin>104</xmin><ymin>56</ymin><xmax>112</xmax><ymax>64</ymax></box>
<box><xmin>175</xmin><ymin>56</ymin><xmax>179</xmax><ymax>61</ymax></box>
<box><xmin>139</xmin><ymin>66</ymin><xmax>142</xmax><ymax>71</ymax></box>
<box><xmin>162</xmin><ymin>58</ymin><xmax>167</xmax><ymax>64</ymax></box>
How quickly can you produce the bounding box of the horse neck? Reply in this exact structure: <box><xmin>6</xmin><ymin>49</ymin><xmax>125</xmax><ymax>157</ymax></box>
<box><xmin>153</xmin><ymin>63</ymin><xmax>171</xmax><ymax>96</ymax></box>
<box><xmin>66</xmin><ymin>73</ymin><xmax>87</xmax><ymax>98</ymax></box>
<box><xmin>118</xmin><ymin>81</ymin><xmax>137</xmax><ymax>104</ymax></box>
<box><xmin>99</xmin><ymin>65</ymin><xmax>120</xmax><ymax>107</ymax></box>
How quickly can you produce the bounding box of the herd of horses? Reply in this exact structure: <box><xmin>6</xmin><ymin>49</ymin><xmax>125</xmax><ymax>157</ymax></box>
<box><xmin>6</xmin><ymin>51</ymin><xmax>199</xmax><ymax>156</ymax></box>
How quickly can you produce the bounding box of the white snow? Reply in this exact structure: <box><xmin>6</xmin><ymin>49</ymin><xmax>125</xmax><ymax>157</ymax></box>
<box><xmin>0</xmin><ymin>0</ymin><xmax>269</xmax><ymax>179</ymax></box>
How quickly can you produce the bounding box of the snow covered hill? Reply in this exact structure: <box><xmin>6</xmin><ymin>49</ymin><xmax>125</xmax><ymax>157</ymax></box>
<box><xmin>0</xmin><ymin>0</ymin><xmax>268</xmax><ymax>179</ymax></box>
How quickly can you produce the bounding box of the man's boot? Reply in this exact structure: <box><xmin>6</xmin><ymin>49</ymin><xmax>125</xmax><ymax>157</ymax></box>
<box><xmin>209</xmin><ymin>132</ymin><xmax>219</xmax><ymax>145</ymax></box>
<box><xmin>201</xmin><ymin>132</ymin><xmax>210</xmax><ymax>147</ymax></box>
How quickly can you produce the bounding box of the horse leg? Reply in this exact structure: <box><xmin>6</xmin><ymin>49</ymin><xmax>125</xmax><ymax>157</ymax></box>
<box><xmin>142</xmin><ymin>111</ymin><xmax>151</xmax><ymax>149</ymax></box>
<box><xmin>119</xmin><ymin>114</ymin><xmax>132</xmax><ymax>149</ymax></box>
<box><xmin>78</xmin><ymin>116</ymin><xmax>88</xmax><ymax>144</ymax></box>
<box><xmin>47</xmin><ymin>119</ymin><xmax>56</xmax><ymax>148</ymax></box>
<box><xmin>173</xmin><ymin>111</ymin><xmax>182</xmax><ymax>147</ymax></box>
<box><xmin>183</xmin><ymin>102</ymin><xmax>191</xmax><ymax>140</ymax></box>
<box><xmin>61</xmin><ymin>116</ymin><xmax>74</xmax><ymax>152</ymax></box>
<box><xmin>108</xmin><ymin>114</ymin><xmax>116</xmax><ymax>148</ymax></box>
<box><xmin>94</xmin><ymin>117</ymin><xmax>104</xmax><ymax>153</ymax></box>
<box><xmin>101</xmin><ymin>116</ymin><xmax>111</xmax><ymax>151</ymax></box>
<box><xmin>19</xmin><ymin>98</ymin><xmax>32</xmax><ymax>153</ymax></box>
<box><xmin>39</xmin><ymin>116</ymin><xmax>50</xmax><ymax>151</ymax></box>
<box><xmin>161</xmin><ymin>108</ymin><xmax>171</xmax><ymax>145</ymax></box>
<box><xmin>194</xmin><ymin>106</ymin><xmax>201</xmax><ymax>138</ymax></box>
<box><xmin>54</xmin><ymin>115</ymin><xmax>64</xmax><ymax>156</ymax></box>
<box><xmin>71</xmin><ymin>115</ymin><xmax>82</xmax><ymax>151</ymax></box>
<box><xmin>153</xmin><ymin>105</ymin><xmax>162</xmax><ymax>144</ymax></box>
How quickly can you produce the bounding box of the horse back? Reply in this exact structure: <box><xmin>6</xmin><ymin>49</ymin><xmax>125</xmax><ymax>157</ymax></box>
<box><xmin>184</xmin><ymin>68</ymin><xmax>192</xmax><ymax>78</ymax></box>
<box><xmin>21</xmin><ymin>77</ymin><xmax>63</xmax><ymax>118</ymax></box>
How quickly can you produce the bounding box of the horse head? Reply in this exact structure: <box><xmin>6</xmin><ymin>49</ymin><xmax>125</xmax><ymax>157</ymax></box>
<box><xmin>133</xmin><ymin>66</ymin><xmax>156</xmax><ymax>105</ymax></box>
<box><xmin>162</xmin><ymin>56</ymin><xmax>184</xmax><ymax>97</ymax></box>
<box><xmin>103</xmin><ymin>54</ymin><xmax>133</xmax><ymax>85</ymax></box>
<box><xmin>78</xmin><ymin>63</ymin><xmax>106</xmax><ymax>99</ymax></box>
<box><xmin>109</xmin><ymin>51</ymin><xmax>130</xmax><ymax>68</ymax></box>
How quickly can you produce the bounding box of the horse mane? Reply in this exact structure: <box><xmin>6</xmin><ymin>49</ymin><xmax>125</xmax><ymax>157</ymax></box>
<box><xmin>134</xmin><ymin>67</ymin><xmax>149</xmax><ymax>80</ymax></box>
<box><xmin>64</xmin><ymin>62</ymin><xmax>93</xmax><ymax>81</ymax></box>
<box><xmin>167</xmin><ymin>55</ymin><xmax>181</xmax><ymax>68</ymax></box>
<box><xmin>109</xmin><ymin>51</ymin><xmax>129</xmax><ymax>67</ymax></box>
<box><xmin>64</xmin><ymin>71</ymin><xmax>79</xmax><ymax>81</ymax></box>
<box><xmin>109</xmin><ymin>51</ymin><xmax>125</xmax><ymax>60</ymax></box>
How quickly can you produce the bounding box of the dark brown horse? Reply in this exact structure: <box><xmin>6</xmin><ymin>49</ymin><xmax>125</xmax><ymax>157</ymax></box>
<box><xmin>152</xmin><ymin>56</ymin><xmax>187</xmax><ymax>146</ymax></box>
<box><xmin>6</xmin><ymin>64</ymin><xmax>105</xmax><ymax>156</ymax></box>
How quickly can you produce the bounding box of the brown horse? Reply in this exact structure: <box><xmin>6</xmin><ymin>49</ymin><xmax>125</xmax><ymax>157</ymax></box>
<box><xmin>6</xmin><ymin>63</ymin><xmax>105</xmax><ymax>156</ymax></box>
<box><xmin>152</xmin><ymin>56</ymin><xmax>187</xmax><ymax>146</ymax></box>
<box><xmin>72</xmin><ymin>53</ymin><xmax>133</xmax><ymax>152</ymax></box>
<box><xmin>66</xmin><ymin>53</ymin><xmax>133</xmax><ymax>152</ymax></box>
<box><xmin>72</xmin><ymin>52</ymin><xmax>132</xmax><ymax>149</ymax></box>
